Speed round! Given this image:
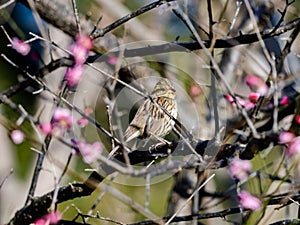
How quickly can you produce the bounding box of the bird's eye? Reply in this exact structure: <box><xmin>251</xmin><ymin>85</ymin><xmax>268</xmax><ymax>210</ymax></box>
<box><xmin>155</xmin><ymin>88</ymin><xmax>164</xmax><ymax>92</ymax></box>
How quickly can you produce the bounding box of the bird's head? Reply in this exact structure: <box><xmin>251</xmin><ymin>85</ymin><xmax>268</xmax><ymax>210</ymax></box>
<box><xmin>151</xmin><ymin>78</ymin><xmax>176</xmax><ymax>99</ymax></box>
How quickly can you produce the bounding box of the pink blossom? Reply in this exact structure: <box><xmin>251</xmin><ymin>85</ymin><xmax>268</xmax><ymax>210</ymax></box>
<box><xmin>280</xmin><ymin>96</ymin><xmax>289</xmax><ymax>106</ymax></box>
<box><xmin>225</xmin><ymin>94</ymin><xmax>244</xmax><ymax>107</ymax></box>
<box><xmin>65</xmin><ymin>65</ymin><xmax>84</xmax><ymax>86</ymax></box>
<box><xmin>34</xmin><ymin>211</ymin><xmax>61</xmax><ymax>225</ymax></box>
<box><xmin>11</xmin><ymin>37</ymin><xmax>30</xmax><ymax>56</ymax></box>
<box><xmin>189</xmin><ymin>84</ymin><xmax>202</xmax><ymax>97</ymax></box>
<box><xmin>225</xmin><ymin>94</ymin><xmax>234</xmax><ymax>103</ymax></box>
<box><xmin>225</xmin><ymin>94</ymin><xmax>242</xmax><ymax>107</ymax></box>
<box><xmin>11</xmin><ymin>130</ymin><xmax>24</xmax><ymax>144</ymax></box>
<box><xmin>75</xmin><ymin>34</ymin><xmax>93</xmax><ymax>51</ymax></box>
<box><xmin>286</xmin><ymin>137</ymin><xmax>300</xmax><ymax>157</ymax></box>
<box><xmin>108</xmin><ymin>56</ymin><xmax>118</xmax><ymax>65</ymax></box>
<box><xmin>70</xmin><ymin>139</ymin><xmax>81</xmax><ymax>155</ymax></box>
<box><xmin>34</xmin><ymin>219</ymin><xmax>46</xmax><ymax>225</ymax></box>
<box><xmin>44</xmin><ymin>212</ymin><xmax>61</xmax><ymax>224</ymax></box>
<box><xmin>225</xmin><ymin>94</ymin><xmax>254</xmax><ymax>109</ymax></box>
<box><xmin>295</xmin><ymin>115</ymin><xmax>300</xmax><ymax>125</ymax></box>
<box><xmin>279</xmin><ymin>131</ymin><xmax>295</xmax><ymax>144</ymax></box>
<box><xmin>69</xmin><ymin>35</ymin><xmax>93</xmax><ymax>65</ymax></box>
<box><xmin>235</xmin><ymin>97</ymin><xmax>247</xmax><ymax>108</ymax></box>
<box><xmin>245</xmin><ymin>75</ymin><xmax>268</xmax><ymax>95</ymax></box>
<box><xmin>77</xmin><ymin>117</ymin><xmax>89</xmax><ymax>127</ymax></box>
<box><xmin>78</xmin><ymin>141</ymin><xmax>103</xmax><ymax>163</ymax></box>
<box><xmin>53</xmin><ymin>108</ymin><xmax>73</xmax><ymax>129</ymax></box>
<box><xmin>238</xmin><ymin>190</ymin><xmax>262</xmax><ymax>211</ymax></box>
<box><xmin>70</xmin><ymin>44</ymin><xmax>88</xmax><ymax>65</ymax></box>
<box><xmin>39</xmin><ymin>122</ymin><xmax>53</xmax><ymax>135</ymax></box>
<box><xmin>243</xmin><ymin>101</ymin><xmax>255</xmax><ymax>109</ymax></box>
<box><xmin>229</xmin><ymin>158</ymin><xmax>252</xmax><ymax>180</ymax></box>
<box><xmin>248</xmin><ymin>92</ymin><xmax>260</xmax><ymax>103</ymax></box>
<box><xmin>246</xmin><ymin>75</ymin><xmax>261</xmax><ymax>86</ymax></box>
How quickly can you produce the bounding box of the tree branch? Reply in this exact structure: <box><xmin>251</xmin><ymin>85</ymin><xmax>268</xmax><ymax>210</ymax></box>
<box><xmin>114</xmin><ymin>17</ymin><xmax>300</xmax><ymax>58</ymax></box>
<box><xmin>7</xmin><ymin>172</ymin><xmax>103</xmax><ymax>225</ymax></box>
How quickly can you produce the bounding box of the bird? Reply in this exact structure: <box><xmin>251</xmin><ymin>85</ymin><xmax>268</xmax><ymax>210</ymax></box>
<box><xmin>124</xmin><ymin>78</ymin><xmax>178</xmax><ymax>143</ymax></box>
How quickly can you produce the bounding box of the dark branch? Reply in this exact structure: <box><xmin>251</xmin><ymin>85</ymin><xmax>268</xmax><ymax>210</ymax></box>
<box><xmin>7</xmin><ymin>172</ymin><xmax>103</xmax><ymax>225</ymax></box>
<box><xmin>17</xmin><ymin>0</ymin><xmax>300</xmax><ymax>57</ymax></box>
<box><xmin>129</xmin><ymin>207</ymin><xmax>242</xmax><ymax>225</ymax></box>
<box><xmin>91</xmin><ymin>0</ymin><xmax>173</xmax><ymax>39</ymax></box>
<box><xmin>0</xmin><ymin>57</ymin><xmax>73</xmax><ymax>104</ymax></box>
<box><xmin>108</xmin><ymin>18</ymin><xmax>300</xmax><ymax>58</ymax></box>
<box><xmin>130</xmin><ymin>192</ymin><xmax>300</xmax><ymax>224</ymax></box>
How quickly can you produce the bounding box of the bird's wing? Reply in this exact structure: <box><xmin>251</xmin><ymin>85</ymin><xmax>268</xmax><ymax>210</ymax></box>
<box><xmin>124</xmin><ymin>101</ymin><xmax>150</xmax><ymax>141</ymax></box>
<box><xmin>124</xmin><ymin>125</ymin><xmax>140</xmax><ymax>142</ymax></box>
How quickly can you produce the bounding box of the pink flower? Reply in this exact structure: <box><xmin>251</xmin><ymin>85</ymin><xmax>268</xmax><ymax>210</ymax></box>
<box><xmin>229</xmin><ymin>158</ymin><xmax>252</xmax><ymax>180</ymax></box>
<box><xmin>11</xmin><ymin>37</ymin><xmax>31</xmax><ymax>56</ymax></box>
<box><xmin>248</xmin><ymin>92</ymin><xmax>260</xmax><ymax>103</ymax></box>
<box><xmin>11</xmin><ymin>130</ymin><xmax>24</xmax><ymax>144</ymax></box>
<box><xmin>44</xmin><ymin>212</ymin><xmax>61</xmax><ymax>224</ymax></box>
<box><xmin>65</xmin><ymin>65</ymin><xmax>84</xmax><ymax>86</ymax></box>
<box><xmin>75</xmin><ymin>34</ymin><xmax>93</xmax><ymax>51</ymax></box>
<box><xmin>34</xmin><ymin>211</ymin><xmax>61</xmax><ymax>225</ymax></box>
<box><xmin>70</xmin><ymin>44</ymin><xmax>88</xmax><ymax>65</ymax></box>
<box><xmin>243</xmin><ymin>101</ymin><xmax>255</xmax><ymax>109</ymax></box>
<box><xmin>108</xmin><ymin>56</ymin><xmax>118</xmax><ymax>65</ymax></box>
<box><xmin>34</xmin><ymin>219</ymin><xmax>46</xmax><ymax>225</ymax></box>
<box><xmin>225</xmin><ymin>94</ymin><xmax>234</xmax><ymax>103</ymax></box>
<box><xmin>189</xmin><ymin>84</ymin><xmax>202</xmax><ymax>98</ymax></box>
<box><xmin>286</xmin><ymin>137</ymin><xmax>300</xmax><ymax>157</ymax></box>
<box><xmin>69</xmin><ymin>35</ymin><xmax>93</xmax><ymax>65</ymax></box>
<box><xmin>279</xmin><ymin>131</ymin><xmax>296</xmax><ymax>144</ymax></box>
<box><xmin>238</xmin><ymin>190</ymin><xmax>262</xmax><ymax>211</ymax></box>
<box><xmin>225</xmin><ymin>94</ymin><xmax>254</xmax><ymax>109</ymax></box>
<box><xmin>107</xmin><ymin>56</ymin><xmax>119</xmax><ymax>65</ymax></box>
<box><xmin>295</xmin><ymin>115</ymin><xmax>300</xmax><ymax>125</ymax></box>
<box><xmin>53</xmin><ymin>108</ymin><xmax>73</xmax><ymax>129</ymax></box>
<box><xmin>77</xmin><ymin>141</ymin><xmax>103</xmax><ymax>163</ymax></box>
<box><xmin>280</xmin><ymin>96</ymin><xmax>289</xmax><ymax>106</ymax></box>
<box><xmin>245</xmin><ymin>75</ymin><xmax>268</xmax><ymax>95</ymax></box>
<box><xmin>39</xmin><ymin>122</ymin><xmax>53</xmax><ymax>135</ymax></box>
<box><xmin>77</xmin><ymin>117</ymin><xmax>89</xmax><ymax>127</ymax></box>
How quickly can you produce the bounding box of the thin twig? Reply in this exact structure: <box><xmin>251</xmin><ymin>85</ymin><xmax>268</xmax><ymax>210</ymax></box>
<box><xmin>206</xmin><ymin>0</ymin><xmax>220</xmax><ymax>137</ymax></box>
<box><xmin>276</xmin><ymin>22</ymin><xmax>300</xmax><ymax>72</ymax></box>
<box><xmin>271</xmin><ymin>54</ymin><xmax>279</xmax><ymax>133</ymax></box>
<box><xmin>57</xmin><ymin>153</ymin><xmax>73</xmax><ymax>184</ymax></box>
<box><xmin>243</xmin><ymin>0</ymin><xmax>272</xmax><ymax>66</ymax></box>
<box><xmin>101</xmin><ymin>183</ymin><xmax>164</xmax><ymax>225</ymax></box>
<box><xmin>106</xmin><ymin>105</ymin><xmax>116</xmax><ymax>151</ymax></box>
<box><xmin>108</xmin><ymin>18</ymin><xmax>300</xmax><ymax>58</ymax></box>
<box><xmin>71</xmin><ymin>0</ymin><xmax>81</xmax><ymax>34</ymax></box>
<box><xmin>172</xmin><ymin>3</ymin><xmax>260</xmax><ymax>138</ymax></box>
<box><xmin>165</xmin><ymin>174</ymin><xmax>215</xmax><ymax>225</ymax></box>
<box><xmin>270</xmin><ymin>0</ymin><xmax>295</xmax><ymax>34</ymax></box>
<box><xmin>74</xmin><ymin>212</ymin><xmax>126</xmax><ymax>225</ymax></box>
<box><xmin>0</xmin><ymin>0</ymin><xmax>15</xmax><ymax>10</ymax></box>
<box><xmin>0</xmin><ymin>169</ymin><xmax>13</xmax><ymax>189</ymax></box>
<box><xmin>223</xmin><ymin>0</ymin><xmax>242</xmax><ymax>38</ymax></box>
<box><xmin>145</xmin><ymin>174</ymin><xmax>151</xmax><ymax>210</ymax></box>
<box><xmin>91</xmin><ymin>0</ymin><xmax>171</xmax><ymax>39</ymax></box>
<box><xmin>27</xmin><ymin>0</ymin><xmax>48</xmax><ymax>40</ymax></box>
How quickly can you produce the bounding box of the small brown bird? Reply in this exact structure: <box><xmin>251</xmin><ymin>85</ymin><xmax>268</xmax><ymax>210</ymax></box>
<box><xmin>124</xmin><ymin>78</ymin><xmax>177</xmax><ymax>142</ymax></box>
